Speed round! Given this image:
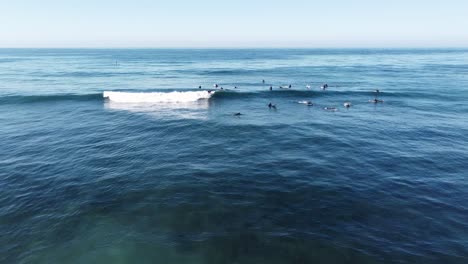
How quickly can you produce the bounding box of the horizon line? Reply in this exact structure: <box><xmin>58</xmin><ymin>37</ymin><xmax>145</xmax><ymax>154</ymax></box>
<box><xmin>1</xmin><ymin>46</ymin><xmax>468</xmax><ymax>50</ymax></box>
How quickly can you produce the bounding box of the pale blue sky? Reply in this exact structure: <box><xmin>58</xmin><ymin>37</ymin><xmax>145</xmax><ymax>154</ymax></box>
<box><xmin>0</xmin><ymin>0</ymin><xmax>467</xmax><ymax>47</ymax></box>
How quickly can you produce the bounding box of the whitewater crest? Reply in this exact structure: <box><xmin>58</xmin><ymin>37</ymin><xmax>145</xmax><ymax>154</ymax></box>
<box><xmin>103</xmin><ymin>91</ymin><xmax>214</xmax><ymax>103</ymax></box>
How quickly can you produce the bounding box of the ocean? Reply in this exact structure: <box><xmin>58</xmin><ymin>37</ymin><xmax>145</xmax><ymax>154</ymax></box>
<box><xmin>1</xmin><ymin>48</ymin><xmax>467</xmax><ymax>263</ymax></box>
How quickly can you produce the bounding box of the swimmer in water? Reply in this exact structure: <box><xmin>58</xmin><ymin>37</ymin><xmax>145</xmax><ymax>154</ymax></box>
<box><xmin>234</xmin><ymin>86</ymin><xmax>238</xmax><ymax>89</ymax></box>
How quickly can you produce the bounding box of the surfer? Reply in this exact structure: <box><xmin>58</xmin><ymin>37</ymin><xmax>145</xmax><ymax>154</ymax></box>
<box><xmin>234</xmin><ymin>112</ymin><xmax>242</xmax><ymax>116</ymax></box>
<box><xmin>344</xmin><ymin>102</ymin><xmax>351</xmax><ymax>108</ymax></box>
<box><xmin>289</xmin><ymin>84</ymin><xmax>292</xmax><ymax>88</ymax></box>
<box><xmin>269</xmin><ymin>86</ymin><xmax>273</xmax><ymax>91</ymax></box>
<box><xmin>199</xmin><ymin>85</ymin><xmax>202</xmax><ymax>89</ymax></box>
<box><xmin>262</xmin><ymin>79</ymin><xmax>265</xmax><ymax>84</ymax></box>
<box><xmin>369</xmin><ymin>99</ymin><xmax>384</xmax><ymax>103</ymax></box>
<box><xmin>324</xmin><ymin>107</ymin><xmax>337</xmax><ymax>111</ymax></box>
<box><xmin>322</xmin><ymin>84</ymin><xmax>328</xmax><ymax>90</ymax></box>
<box><xmin>268</xmin><ymin>102</ymin><xmax>277</xmax><ymax>109</ymax></box>
<box><xmin>298</xmin><ymin>101</ymin><xmax>313</xmax><ymax>106</ymax></box>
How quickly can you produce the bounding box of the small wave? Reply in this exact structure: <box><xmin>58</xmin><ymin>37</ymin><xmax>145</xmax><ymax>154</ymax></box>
<box><xmin>199</xmin><ymin>69</ymin><xmax>254</xmax><ymax>76</ymax></box>
<box><xmin>0</xmin><ymin>93</ymin><xmax>102</xmax><ymax>104</ymax></box>
<box><xmin>103</xmin><ymin>91</ymin><xmax>214</xmax><ymax>103</ymax></box>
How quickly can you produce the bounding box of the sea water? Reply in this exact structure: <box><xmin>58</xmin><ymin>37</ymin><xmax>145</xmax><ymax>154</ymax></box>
<box><xmin>1</xmin><ymin>49</ymin><xmax>468</xmax><ymax>263</ymax></box>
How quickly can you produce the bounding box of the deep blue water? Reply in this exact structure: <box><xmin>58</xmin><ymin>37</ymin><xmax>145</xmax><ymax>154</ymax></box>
<box><xmin>1</xmin><ymin>49</ymin><xmax>468</xmax><ymax>263</ymax></box>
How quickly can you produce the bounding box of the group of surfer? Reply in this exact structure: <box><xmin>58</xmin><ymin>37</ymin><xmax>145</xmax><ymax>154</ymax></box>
<box><xmin>200</xmin><ymin>80</ymin><xmax>384</xmax><ymax>116</ymax></box>
<box><xmin>201</xmin><ymin>82</ymin><xmax>329</xmax><ymax>91</ymax></box>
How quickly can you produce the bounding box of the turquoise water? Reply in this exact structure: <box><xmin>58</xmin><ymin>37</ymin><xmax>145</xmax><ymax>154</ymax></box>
<box><xmin>1</xmin><ymin>49</ymin><xmax>468</xmax><ymax>263</ymax></box>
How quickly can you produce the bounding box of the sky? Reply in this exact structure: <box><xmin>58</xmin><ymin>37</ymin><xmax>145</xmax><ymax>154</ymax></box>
<box><xmin>0</xmin><ymin>0</ymin><xmax>467</xmax><ymax>48</ymax></box>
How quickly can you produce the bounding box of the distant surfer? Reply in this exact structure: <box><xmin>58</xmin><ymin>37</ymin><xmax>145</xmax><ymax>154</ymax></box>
<box><xmin>262</xmin><ymin>79</ymin><xmax>265</xmax><ymax>84</ymax></box>
<box><xmin>321</xmin><ymin>84</ymin><xmax>329</xmax><ymax>90</ymax></box>
<box><xmin>234</xmin><ymin>86</ymin><xmax>238</xmax><ymax>89</ymax></box>
<box><xmin>289</xmin><ymin>84</ymin><xmax>292</xmax><ymax>88</ymax></box>
<box><xmin>324</xmin><ymin>107</ymin><xmax>337</xmax><ymax>111</ymax></box>
<box><xmin>344</xmin><ymin>102</ymin><xmax>352</xmax><ymax>108</ymax></box>
<box><xmin>234</xmin><ymin>112</ymin><xmax>242</xmax><ymax>116</ymax></box>
<box><xmin>298</xmin><ymin>100</ymin><xmax>313</xmax><ymax>106</ymax></box>
<box><xmin>370</xmin><ymin>99</ymin><xmax>384</xmax><ymax>103</ymax></box>
<box><xmin>199</xmin><ymin>85</ymin><xmax>202</xmax><ymax>89</ymax></box>
<box><xmin>306</xmin><ymin>85</ymin><xmax>311</xmax><ymax>89</ymax></box>
<box><xmin>268</xmin><ymin>102</ymin><xmax>277</xmax><ymax>109</ymax></box>
<box><xmin>269</xmin><ymin>86</ymin><xmax>273</xmax><ymax>91</ymax></box>
<box><xmin>214</xmin><ymin>84</ymin><xmax>219</xmax><ymax>88</ymax></box>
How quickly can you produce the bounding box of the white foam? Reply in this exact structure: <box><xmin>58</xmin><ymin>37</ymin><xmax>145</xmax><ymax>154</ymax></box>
<box><xmin>105</xmin><ymin>100</ymin><xmax>209</xmax><ymax>120</ymax></box>
<box><xmin>103</xmin><ymin>91</ymin><xmax>214</xmax><ymax>103</ymax></box>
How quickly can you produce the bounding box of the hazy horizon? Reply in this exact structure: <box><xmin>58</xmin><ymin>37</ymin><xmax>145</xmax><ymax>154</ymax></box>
<box><xmin>1</xmin><ymin>0</ymin><xmax>467</xmax><ymax>48</ymax></box>
<box><xmin>1</xmin><ymin>46</ymin><xmax>468</xmax><ymax>49</ymax></box>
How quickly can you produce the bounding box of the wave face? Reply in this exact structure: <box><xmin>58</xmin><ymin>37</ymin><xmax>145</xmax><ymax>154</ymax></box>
<box><xmin>103</xmin><ymin>91</ymin><xmax>214</xmax><ymax>103</ymax></box>
<box><xmin>0</xmin><ymin>93</ymin><xmax>102</xmax><ymax>104</ymax></box>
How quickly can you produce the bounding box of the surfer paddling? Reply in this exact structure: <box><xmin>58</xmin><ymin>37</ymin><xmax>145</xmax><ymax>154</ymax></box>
<box><xmin>369</xmin><ymin>98</ymin><xmax>384</xmax><ymax>103</ymax></box>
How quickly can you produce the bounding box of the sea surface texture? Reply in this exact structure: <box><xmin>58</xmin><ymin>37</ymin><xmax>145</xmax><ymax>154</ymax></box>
<box><xmin>1</xmin><ymin>49</ymin><xmax>467</xmax><ymax>264</ymax></box>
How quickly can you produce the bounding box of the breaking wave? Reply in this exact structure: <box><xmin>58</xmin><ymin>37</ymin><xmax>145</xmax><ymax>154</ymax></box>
<box><xmin>103</xmin><ymin>91</ymin><xmax>215</xmax><ymax>103</ymax></box>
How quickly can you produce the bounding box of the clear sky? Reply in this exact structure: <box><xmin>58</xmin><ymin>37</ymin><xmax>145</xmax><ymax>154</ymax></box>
<box><xmin>0</xmin><ymin>0</ymin><xmax>467</xmax><ymax>48</ymax></box>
